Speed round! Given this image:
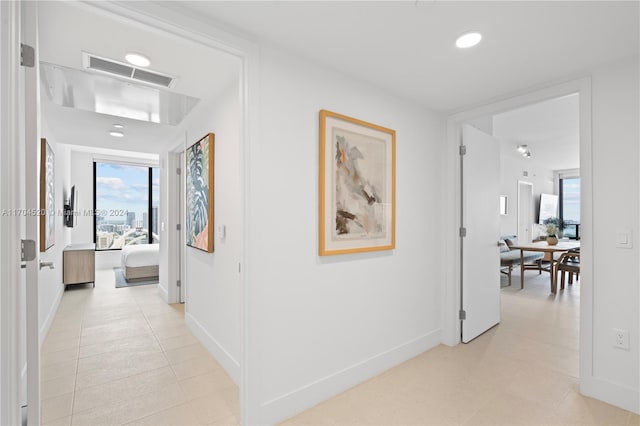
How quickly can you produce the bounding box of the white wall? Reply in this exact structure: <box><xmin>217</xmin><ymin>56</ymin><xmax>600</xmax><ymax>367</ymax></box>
<box><xmin>495</xmin><ymin>141</ymin><xmax>554</xmax><ymax>239</ymax></box>
<box><xmin>37</xmin><ymin>123</ymin><xmax>72</xmax><ymax>345</ymax></box>
<box><xmin>585</xmin><ymin>59</ymin><xmax>639</xmax><ymax>413</ymax></box>
<box><xmin>245</xmin><ymin>46</ymin><xmax>445</xmax><ymax>424</ymax></box>
<box><xmin>172</xmin><ymin>75</ymin><xmax>243</xmax><ymax>383</ymax></box>
<box><xmin>68</xmin><ymin>150</ymin><xmax>94</xmax><ymax>245</ymax></box>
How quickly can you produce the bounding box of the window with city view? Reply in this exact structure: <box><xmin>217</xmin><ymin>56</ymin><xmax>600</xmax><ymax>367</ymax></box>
<box><xmin>560</xmin><ymin>177</ymin><xmax>580</xmax><ymax>239</ymax></box>
<box><xmin>94</xmin><ymin>162</ymin><xmax>159</xmax><ymax>250</ymax></box>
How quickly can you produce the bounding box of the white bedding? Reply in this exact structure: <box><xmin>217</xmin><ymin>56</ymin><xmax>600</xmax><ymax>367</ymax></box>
<box><xmin>121</xmin><ymin>244</ymin><xmax>159</xmax><ymax>269</ymax></box>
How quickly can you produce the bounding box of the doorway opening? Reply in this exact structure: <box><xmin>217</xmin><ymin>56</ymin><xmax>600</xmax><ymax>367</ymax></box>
<box><xmin>446</xmin><ymin>78</ymin><xmax>592</xmax><ymax>394</ymax></box>
<box><xmin>17</xmin><ymin>1</ymin><xmax>252</xmax><ymax>424</ymax></box>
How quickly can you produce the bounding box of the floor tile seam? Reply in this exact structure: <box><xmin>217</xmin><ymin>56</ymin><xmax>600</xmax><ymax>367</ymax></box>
<box><xmin>40</xmin><ymin>391</ymin><xmax>75</xmax><ymax>424</ymax></box>
<box><xmin>71</xmin><ymin>378</ymin><xmax>183</xmax><ymax>418</ymax></box>
<box><xmin>78</xmin><ymin>331</ymin><xmax>156</xmax><ymax>348</ymax></box>
<box><xmin>132</xmin><ymin>291</ymin><xmax>183</xmax><ymax>385</ymax></box>
<box><xmin>74</xmin><ymin>355</ymin><xmax>170</xmax><ymax>377</ymax></box>
<box><xmin>96</xmin><ymin>386</ymin><xmax>190</xmax><ymax>426</ymax></box>
<box><xmin>118</xmin><ymin>398</ymin><xmax>200</xmax><ymax>426</ymax></box>
<box><xmin>72</xmin><ymin>362</ymin><xmax>177</xmax><ymax>393</ymax></box>
<box><xmin>77</xmin><ymin>345</ymin><xmax>164</xmax><ymax>362</ymax></box>
<box><xmin>74</xmin><ymin>356</ymin><xmax>175</xmax><ymax>391</ymax></box>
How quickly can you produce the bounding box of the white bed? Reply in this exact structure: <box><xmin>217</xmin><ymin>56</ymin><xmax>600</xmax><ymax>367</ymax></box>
<box><xmin>121</xmin><ymin>244</ymin><xmax>159</xmax><ymax>282</ymax></box>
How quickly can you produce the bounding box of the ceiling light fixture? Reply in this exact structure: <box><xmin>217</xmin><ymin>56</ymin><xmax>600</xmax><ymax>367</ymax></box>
<box><xmin>125</xmin><ymin>53</ymin><xmax>150</xmax><ymax>68</ymax></box>
<box><xmin>456</xmin><ymin>31</ymin><xmax>482</xmax><ymax>49</ymax></box>
<box><xmin>113</xmin><ymin>124</ymin><xmax>124</xmax><ymax>129</ymax></box>
<box><xmin>516</xmin><ymin>144</ymin><xmax>532</xmax><ymax>158</ymax></box>
<box><xmin>109</xmin><ymin>131</ymin><xmax>124</xmax><ymax>138</ymax></box>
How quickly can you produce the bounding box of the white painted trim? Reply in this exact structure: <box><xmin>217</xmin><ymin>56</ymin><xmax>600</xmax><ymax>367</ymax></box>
<box><xmin>38</xmin><ymin>285</ymin><xmax>64</xmax><ymax>348</ymax></box>
<box><xmin>443</xmin><ymin>78</ymin><xmax>593</xmax><ymax>391</ymax></box>
<box><xmin>0</xmin><ymin>1</ymin><xmax>25</xmax><ymax>423</ymax></box>
<box><xmin>255</xmin><ymin>330</ymin><xmax>441</xmax><ymax>425</ymax></box>
<box><xmin>165</xmin><ymin>149</ymin><xmax>180</xmax><ymax>305</ymax></box>
<box><xmin>91</xmin><ymin>154</ymin><xmax>159</xmax><ymax>168</ymax></box>
<box><xmin>185</xmin><ymin>312</ymin><xmax>240</xmax><ymax>385</ymax></box>
<box><xmin>581</xmin><ymin>375</ymin><xmax>640</xmax><ymax>414</ymax></box>
<box><xmin>157</xmin><ymin>283</ymin><xmax>168</xmax><ymax>304</ymax></box>
<box><xmin>165</xmin><ymin>145</ymin><xmax>185</xmax><ymax>305</ymax></box>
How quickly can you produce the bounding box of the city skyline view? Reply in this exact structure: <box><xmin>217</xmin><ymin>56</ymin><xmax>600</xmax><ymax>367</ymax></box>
<box><xmin>95</xmin><ymin>162</ymin><xmax>160</xmax><ymax>249</ymax></box>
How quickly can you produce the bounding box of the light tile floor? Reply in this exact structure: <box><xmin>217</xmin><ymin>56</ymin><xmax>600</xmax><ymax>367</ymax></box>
<box><xmin>283</xmin><ymin>272</ymin><xmax>640</xmax><ymax>425</ymax></box>
<box><xmin>41</xmin><ymin>269</ymin><xmax>239</xmax><ymax>426</ymax></box>
<box><xmin>42</xmin><ymin>269</ymin><xmax>639</xmax><ymax>425</ymax></box>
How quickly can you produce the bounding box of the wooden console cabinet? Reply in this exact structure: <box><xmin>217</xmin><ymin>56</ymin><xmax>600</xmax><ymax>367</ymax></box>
<box><xmin>63</xmin><ymin>243</ymin><xmax>95</xmax><ymax>287</ymax></box>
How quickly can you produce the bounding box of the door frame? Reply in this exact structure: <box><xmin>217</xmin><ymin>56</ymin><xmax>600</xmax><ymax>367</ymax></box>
<box><xmin>166</xmin><ymin>144</ymin><xmax>186</xmax><ymax>305</ymax></box>
<box><xmin>442</xmin><ymin>77</ymin><xmax>593</xmax><ymax>387</ymax></box>
<box><xmin>517</xmin><ymin>180</ymin><xmax>534</xmax><ymax>243</ymax></box>
<box><xmin>85</xmin><ymin>4</ymin><xmax>259</xmax><ymax>423</ymax></box>
<box><xmin>5</xmin><ymin>2</ymin><xmax>260</xmax><ymax>424</ymax></box>
<box><xmin>0</xmin><ymin>1</ymin><xmax>27</xmax><ymax>424</ymax></box>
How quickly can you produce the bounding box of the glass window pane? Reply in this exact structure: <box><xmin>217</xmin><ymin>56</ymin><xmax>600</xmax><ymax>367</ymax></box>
<box><xmin>95</xmin><ymin>163</ymin><xmax>150</xmax><ymax>249</ymax></box>
<box><xmin>561</xmin><ymin>177</ymin><xmax>580</xmax><ymax>238</ymax></box>
<box><xmin>152</xmin><ymin>167</ymin><xmax>160</xmax><ymax>243</ymax></box>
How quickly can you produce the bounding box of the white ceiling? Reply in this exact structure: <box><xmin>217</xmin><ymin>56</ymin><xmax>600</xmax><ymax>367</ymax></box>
<box><xmin>493</xmin><ymin>94</ymin><xmax>580</xmax><ymax>171</ymax></box>
<box><xmin>38</xmin><ymin>1</ymin><xmax>638</xmax><ymax>154</ymax></box>
<box><xmin>38</xmin><ymin>1</ymin><xmax>240</xmax><ymax>154</ymax></box>
<box><xmin>173</xmin><ymin>1</ymin><xmax>639</xmax><ymax>113</ymax></box>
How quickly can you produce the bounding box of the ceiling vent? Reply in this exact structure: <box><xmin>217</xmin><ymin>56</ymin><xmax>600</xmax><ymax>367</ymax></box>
<box><xmin>82</xmin><ymin>52</ymin><xmax>176</xmax><ymax>88</ymax></box>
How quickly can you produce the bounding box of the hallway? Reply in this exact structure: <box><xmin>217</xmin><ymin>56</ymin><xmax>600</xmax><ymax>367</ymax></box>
<box><xmin>40</xmin><ymin>269</ymin><xmax>239</xmax><ymax>425</ymax></box>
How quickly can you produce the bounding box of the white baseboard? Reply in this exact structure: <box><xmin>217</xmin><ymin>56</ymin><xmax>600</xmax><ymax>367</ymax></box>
<box><xmin>256</xmin><ymin>329</ymin><xmax>441</xmax><ymax>425</ymax></box>
<box><xmin>185</xmin><ymin>312</ymin><xmax>240</xmax><ymax>385</ymax></box>
<box><xmin>39</xmin><ymin>284</ymin><xmax>64</xmax><ymax>348</ymax></box>
<box><xmin>157</xmin><ymin>283</ymin><xmax>169</xmax><ymax>303</ymax></box>
<box><xmin>581</xmin><ymin>374</ymin><xmax>640</xmax><ymax>414</ymax></box>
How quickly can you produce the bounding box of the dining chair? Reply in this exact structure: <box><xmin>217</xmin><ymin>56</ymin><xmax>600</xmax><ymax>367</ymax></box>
<box><xmin>555</xmin><ymin>248</ymin><xmax>580</xmax><ymax>290</ymax></box>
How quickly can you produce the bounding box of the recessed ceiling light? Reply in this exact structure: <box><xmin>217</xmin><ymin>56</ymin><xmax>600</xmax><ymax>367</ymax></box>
<box><xmin>109</xmin><ymin>131</ymin><xmax>124</xmax><ymax>138</ymax></box>
<box><xmin>113</xmin><ymin>124</ymin><xmax>124</xmax><ymax>129</ymax></box>
<box><xmin>456</xmin><ymin>32</ymin><xmax>482</xmax><ymax>49</ymax></box>
<box><xmin>125</xmin><ymin>53</ymin><xmax>150</xmax><ymax>67</ymax></box>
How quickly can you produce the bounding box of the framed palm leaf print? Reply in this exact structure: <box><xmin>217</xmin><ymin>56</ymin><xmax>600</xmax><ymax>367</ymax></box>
<box><xmin>40</xmin><ymin>138</ymin><xmax>55</xmax><ymax>252</ymax></box>
<box><xmin>319</xmin><ymin>110</ymin><xmax>396</xmax><ymax>255</ymax></box>
<box><xmin>186</xmin><ymin>133</ymin><xmax>214</xmax><ymax>253</ymax></box>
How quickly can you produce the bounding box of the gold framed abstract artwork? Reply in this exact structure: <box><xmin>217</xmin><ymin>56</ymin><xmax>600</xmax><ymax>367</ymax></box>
<box><xmin>319</xmin><ymin>110</ymin><xmax>396</xmax><ymax>256</ymax></box>
<box><xmin>186</xmin><ymin>133</ymin><xmax>215</xmax><ymax>253</ymax></box>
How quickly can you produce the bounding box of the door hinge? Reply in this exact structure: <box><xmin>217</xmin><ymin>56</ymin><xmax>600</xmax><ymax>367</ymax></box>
<box><xmin>238</xmin><ymin>263</ymin><xmax>241</xmax><ymax>273</ymax></box>
<box><xmin>20</xmin><ymin>44</ymin><xmax>35</xmax><ymax>67</ymax></box>
<box><xmin>176</xmin><ymin>223</ymin><xmax>181</xmax><ymax>231</ymax></box>
<box><xmin>459</xmin><ymin>227</ymin><xmax>467</xmax><ymax>238</ymax></box>
<box><xmin>176</xmin><ymin>167</ymin><xmax>181</xmax><ymax>175</ymax></box>
<box><xmin>459</xmin><ymin>145</ymin><xmax>467</xmax><ymax>156</ymax></box>
<box><xmin>459</xmin><ymin>309</ymin><xmax>467</xmax><ymax>320</ymax></box>
<box><xmin>176</xmin><ymin>280</ymin><xmax>181</xmax><ymax>287</ymax></box>
<box><xmin>21</xmin><ymin>239</ymin><xmax>36</xmax><ymax>262</ymax></box>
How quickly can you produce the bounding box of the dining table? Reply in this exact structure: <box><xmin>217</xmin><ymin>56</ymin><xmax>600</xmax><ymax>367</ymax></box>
<box><xmin>510</xmin><ymin>240</ymin><xmax>581</xmax><ymax>294</ymax></box>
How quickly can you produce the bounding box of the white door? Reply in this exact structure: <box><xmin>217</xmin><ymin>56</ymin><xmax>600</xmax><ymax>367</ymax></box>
<box><xmin>461</xmin><ymin>125</ymin><xmax>501</xmax><ymax>343</ymax></box>
<box><xmin>518</xmin><ymin>181</ymin><xmax>533</xmax><ymax>243</ymax></box>
<box><xmin>21</xmin><ymin>1</ymin><xmax>42</xmax><ymax>424</ymax></box>
<box><xmin>178</xmin><ymin>151</ymin><xmax>186</xmax><ymax>303</ymax></box>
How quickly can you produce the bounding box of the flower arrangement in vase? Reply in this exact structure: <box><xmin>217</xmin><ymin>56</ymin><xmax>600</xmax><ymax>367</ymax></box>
<box><xmin>543</xmin><ymin>217</ymin><xmax>565</xmax><ymax>245</ymax></box>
